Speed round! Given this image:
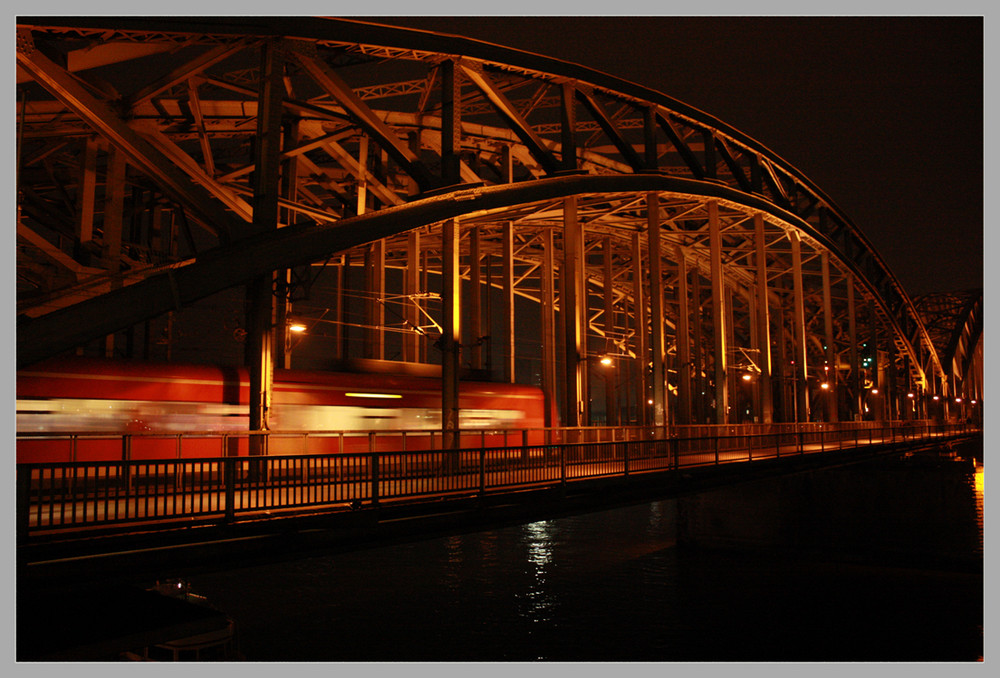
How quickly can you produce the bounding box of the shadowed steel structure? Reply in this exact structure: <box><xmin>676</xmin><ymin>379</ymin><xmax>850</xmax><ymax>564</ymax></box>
<box><xmin>15</xmin><ymin>16</ymin><xmax>979</xmax><ymax>432</ymax></box>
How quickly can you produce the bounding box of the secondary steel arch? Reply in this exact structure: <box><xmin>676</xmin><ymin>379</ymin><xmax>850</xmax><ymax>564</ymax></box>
<box><xmin>15</xmin><ymin>16</ymin><xmax>955</xmax><ymax>425</ymax></box>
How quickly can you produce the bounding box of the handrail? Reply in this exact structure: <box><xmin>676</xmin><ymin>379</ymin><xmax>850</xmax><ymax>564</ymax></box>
<box><xmin>17</xmin><ymin>422</ymin><xmax>978</xmax><ymax>543</ymax></box>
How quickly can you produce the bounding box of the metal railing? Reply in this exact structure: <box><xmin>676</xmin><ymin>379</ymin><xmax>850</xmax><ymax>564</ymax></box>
<box><xmin>16</xmin><ymin>421</ymin><xmax>978</xmax><ymax>542</ymax></box>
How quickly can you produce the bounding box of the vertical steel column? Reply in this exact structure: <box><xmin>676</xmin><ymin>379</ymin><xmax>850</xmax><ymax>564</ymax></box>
<box><xmin>500</xmin><ymin>145</ymin><xmax>514</xmax><ymax>184</ymax></box>
<box><xmin>847</xmin><ymin>272</ymin><xmax>861</xmax><ymax>421</ymax></box>
<box><xmin>470</xmin><ymin>225</ymin><xmax>483</xmax><ymax>370</ymax></box>
<box><xmin>275</xmin><ymin>119</ymin><xmax>300</xmax><ymax>370</ymax></box>
<box><xmin>76</xmin><ymin>136</ymin><xmax>98</xmax><ymax>245</ymax></box>
<box><xmin>364</xmin><ymin>239</ymin><xmax>385</xmax><ymax>360</ymax></box>
<box><xmin>647</xmin><ymin>193</ymin><xmax>667</xmax><ymax>429</ymax></box>
<box><xmin>868</xmin><ymin>302</ymin><xmax>882</xmax><ymax>421</ymax></box>
<box><xmin>675</xmin><ymin>245</ymin><xmax>692</xmax><ymax>425</ymax></box>
<box><xmin>356</xmin><ymin>135</ymin><xmax>368</xmax><ymax>215</ymax></box>
<box><xmin>790</xmin><ymin>231</ymin><xmax>809</xmax><ymax>422</ymax></box>
<box><xmin>442</xmin><ymin>218</ymin><xmax>461</xmax><ymax>449</ymax></box>
<box><xmin>603</xmin><ymin>236</ymin><xmax>618</xmax><ymax>425</ymax></box>
<box><xmin>753</xmin><ymin>214</ymin><xmax>774</xmax><ymax>424</ymax></box>
<box><xmin>821</xmin><ymin>252</ymin><xmax>838</xmax><ymax>422</ymax></box>
<box><xmin>562</xmin><ymin>197</ymin><xmax>585</xmax><ymax>428</ymax></box>
<box><xmin>335</xmin><ymin>254</ymin><xmax>346</xmax><ymax>360</ymax></box>
<box><xmin>102</xmin><ymin>146</ymin><xmax>126</xmax><ymax>272</ymax></box>
<box><xmin>441</xmin><ymin>60</ymin><xmax>462</xmax><ymax>186</ymax></box>
<box><xmin>247</xmin><ymin>40</ymin><xmax>285</xmax><ymax>450</ymax></box>
<box><xmin>101</xmin><ymin>146</ymin><xmax>127</xmax><ymax>356</ymax></box>
<box><xmin>502</xmin><ymin>222</ymin><xmax>516</xmax><ymax>383</ymax></box>
<box><xmin>404</xmin><ymin>231</ymin><xmax>421</xmax><ymax>363</ymax></box>
<box><xmin>709</xmin><ymin>201</ymin><xmax>728</xmax><ymax>425</ymax></box>
<box><xmin>692</xmin><ymin>272</ymin><xmax>705</xmax><ymax>423</ymax></box>
<box><xmin>541</xmin><ymin>228</ymin><xmax>558</xmax><ymax>428</ymax></box>
<box><xmin>631</xmin><ymin>232</ymin><xmax>649</xmax><ymax>427</ymax></box>
<box><xmin>422</xmin><ymin>249</ymin><xmax>431</xmax><ymax>363</ymax></box>
<box><xmin>887</xmin><ymin>339</ymin><xmax>899</xmax><ymax>422</ymax></box>
<box><xmin>725</xmin><ymin>286</ymin><xmax>738</xmax><ymax>421</ymax></box>
<box><xmin>643</xmin><ymin>106</ymin><xmax>658</xmax><ymax>170</ymax></box>
<box><xmin>560</xmin><ymin>82</ymin><xmax>578</xmax><ymax>171</ymax></box>
<box><xmin>772</xmin><ymin>305</ymin><xmax>788</xmax><ymax>422</ymax></box>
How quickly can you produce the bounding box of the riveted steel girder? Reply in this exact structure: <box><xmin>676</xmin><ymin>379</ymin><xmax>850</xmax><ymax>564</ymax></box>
<box><xmin>16</xmin><ymin>27</ymin><xmax>244</xmax><ymax>242</ymax></box>
<box><xmin>15</xmin><ymin>16</ymin><xmax>953</xmax><ymax>407</ymax></box>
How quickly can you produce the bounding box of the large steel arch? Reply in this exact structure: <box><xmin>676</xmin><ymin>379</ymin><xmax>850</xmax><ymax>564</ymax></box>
<box><xmin>15</xmin><ymin>16</ymin><xmax>952</xmax><ymax>425</ymax></box>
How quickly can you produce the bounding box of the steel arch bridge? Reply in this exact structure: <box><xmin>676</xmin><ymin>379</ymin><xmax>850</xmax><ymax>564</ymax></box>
<box><xmin>14</xmin><ymin>16</ymin><xmax>980</xmax><ymax>429</ymax></box>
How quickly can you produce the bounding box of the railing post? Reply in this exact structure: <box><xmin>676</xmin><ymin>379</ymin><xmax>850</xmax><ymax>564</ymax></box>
<box><xmin>624</xmin><ymin>440</ymin><xmax>630</xmax><ymax>477</ymax></box>
<box><xmin>224</xmin><ymin>456</ymin><xmax>236</xmax><ymax>524</ymax></box>
<box><xmin>122</xmin><ymin>434</ymin><xmax>132</xmax><ymax>492</ymax></box>
<box><xmin>560</xmin><ymin>444</ymin><xmax>566</xmax><ymax>489</ymax></box>
<box><xmin>371</xmin><ymin>453</ymin><xmax>380</xmax><ymax>507</ymax></box>
<box><xmin>714</xmin><ymin>435</ymin><xmax>720</xmax><ymax>465</ymax></box>
<box><xmin>479</xmin><ymin>447</ymin><xmax>486</xmax><ymax>497</ymax></box>
<box><xmin>16</xmin><ymin>466</ymin><xmax>30</xmax><ymax>543</ymax></box>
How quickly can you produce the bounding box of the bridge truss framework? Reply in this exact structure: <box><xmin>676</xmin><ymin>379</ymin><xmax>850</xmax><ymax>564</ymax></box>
<box><xmin>14</xmin><ymin>16</ymin><xmax>983</xmax><ymax>433</ymax></box>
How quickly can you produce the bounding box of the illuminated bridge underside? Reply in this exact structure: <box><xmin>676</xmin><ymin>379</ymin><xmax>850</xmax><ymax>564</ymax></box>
<box><xmin>16</xmin><ymin>16</ymin><xmax>968</xmax><ymax>426</ymax></box>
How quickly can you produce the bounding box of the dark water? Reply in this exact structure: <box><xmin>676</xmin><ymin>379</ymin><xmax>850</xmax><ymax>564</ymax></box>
<box><xmin>184</xmin><ymin>452</ymin><xmax>983</xmax><ymax>662</ymax></box>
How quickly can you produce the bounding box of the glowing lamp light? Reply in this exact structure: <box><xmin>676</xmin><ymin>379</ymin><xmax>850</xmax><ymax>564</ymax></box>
<box><xmin>955</xmin><ymin>398</ymin><xmax>963</xmax><ymax>403</ymax></box>
<box><xmin>600</xmin><ymin>356</ymin><xmax>613</xmax><ymax>366</ymax></box>
<box><xmin>933</xmin><ymin>395</ymin><xmax>940</xmax><ymax>401</ymax></box>
<box><xmin>871</xmin><ymin>389</ymin><xmax>879</xmax><ymax>395</ymax></box>
<box><xmin>820</xmin><ymin>382</ymin><xmax>830</xmax><ymax>390</ymax></box>
<box><xmin>971</xmin><ymin>400</ymin><xmax>977</xmax><ymax>404</ymax></box>
<box><xmin>907</xmin><ymin>393</ymin><xmax>915</xmax><ymax>398</ymax></box>
<box><xmin>288</xmin><ymin>323</ymin><xmax>307</xmax><ymax>333</ymax></box>
<box><xmin>648</xmin><ymin>399</ymin><xmax>654</xmax><ymax>405</ymax></box>
<box><xmin>741</xmin><ymin>373</ymin><xmax>753</xmax><ymax>382</ymax></box>
<box><xmin>346</xmin><ymin>392</ymin><xmax>403</xmax><ymax>399</ymax></box>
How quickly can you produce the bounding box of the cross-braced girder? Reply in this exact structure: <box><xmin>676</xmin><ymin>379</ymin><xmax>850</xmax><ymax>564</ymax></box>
<box><xmin>16</xmin><ymin>16</ymin><xmax>963</xmax><ymax>426</ymax></box>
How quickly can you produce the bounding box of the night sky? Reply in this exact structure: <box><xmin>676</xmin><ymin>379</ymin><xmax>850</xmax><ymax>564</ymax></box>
<box><xmin>358</xmin><ymin>14</ymin><xmax>984</xmax><ymax>299</ymax></box>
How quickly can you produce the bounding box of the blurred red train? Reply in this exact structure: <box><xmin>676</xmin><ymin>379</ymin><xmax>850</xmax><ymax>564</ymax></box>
<box><xmin>16</xmin><ymin>357</ymin><xmax>547</xmax><ymax>463</ymax></box>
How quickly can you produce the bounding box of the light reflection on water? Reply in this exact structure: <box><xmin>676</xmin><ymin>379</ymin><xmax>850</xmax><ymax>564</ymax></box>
<box><xmin>519</xmin><ymin>521</ymin><xmax>554</xmax><ymax>634</ymax></box>
<box><xmin>974</xmin><ymin>460</ymin><xmax>984</xmax><ymax>554</ymax></box>
<box><xmin>186</xmin><ymin>452</ymin><xmax>981</xmax><ymax>662</ymax></box>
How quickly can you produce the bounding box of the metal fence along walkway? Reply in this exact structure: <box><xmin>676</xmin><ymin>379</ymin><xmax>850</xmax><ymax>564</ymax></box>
<box><xmin>17</xmin><ymin>422</ymin><xmax>975</xmax><ymax>542</ymax></box>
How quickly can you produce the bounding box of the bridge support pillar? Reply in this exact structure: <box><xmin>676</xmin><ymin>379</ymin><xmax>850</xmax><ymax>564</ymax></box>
<box><xmin>821</xmin><ymin>252</ymin><xmax>838</xmax><ymax>423</ymax></box>
<box><xmin>631</xmin><ymin>232</ymin><xmax>649</xmax><ymax>427</ymax></box>
<box><xmin>675</xmin><ymin>245</ymin><xmax>692</xmax><ymax>425</ymax></box>
<box><xmin>502</xmin><ymin>221</ymin><xmax>516</xmax><ymax>383</ymax></box>
<box><xmin>542</xmin><ymin>228</ymin><xmax>558</xmax><ymax>430</ymax></box>
<box><xmin>848</xmin><ymin>274</ymin><xmax>862</xmax><ymax>421</ymax></box>
<box><xmin>403</xmin><ymin>232</ymin><xmax>421</xmax><ymax>363</ymax></box>
<box><xmin>709</xmin><ymin>201</ymin><xmax>728</xmax><ymax>425</ymax></box>
<box><xmin>603</xmin><ymin>236</ymin><xmax>618</xmax><ymax>425</ymax></box>
<box><xmin>442</xmin><ymin>218</ymin><xmax>461</xmax><ymax>449</ymax></box>
<box><xmin>648</xmin><ymin>193</ymin><xmax>668</xmax><ymax>430</ymax></box>
<box><xmin>790</xmin><ymin>231</ymin><xmax>809</xmax><ymax>422</ymax></box>
<box><xmin>753</xmin><ymin>214</ymin><xmax>774</xmax><ymax>424</ymax></box>
<box><xmin>562</xmin><ymin>197</ymin><xmax>586</xmax><ymax>428</ymax></box>
<box><xmin>246</xmin><ymin>39</ymin><xmax>284</xmax><ymax>449</ymax></box>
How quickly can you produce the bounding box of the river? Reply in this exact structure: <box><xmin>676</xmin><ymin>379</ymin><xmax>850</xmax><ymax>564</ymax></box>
<box><xmin>183</xmin><ymin>447</ymin><xmax>983</xmax><ymax>662</ymax></box>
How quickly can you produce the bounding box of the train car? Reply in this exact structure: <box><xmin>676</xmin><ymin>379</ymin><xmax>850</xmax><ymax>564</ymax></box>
<box><xmin>16</xmin><ymin>356</ymin><xmax>546</xmax><ymax>463</ymax></box>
